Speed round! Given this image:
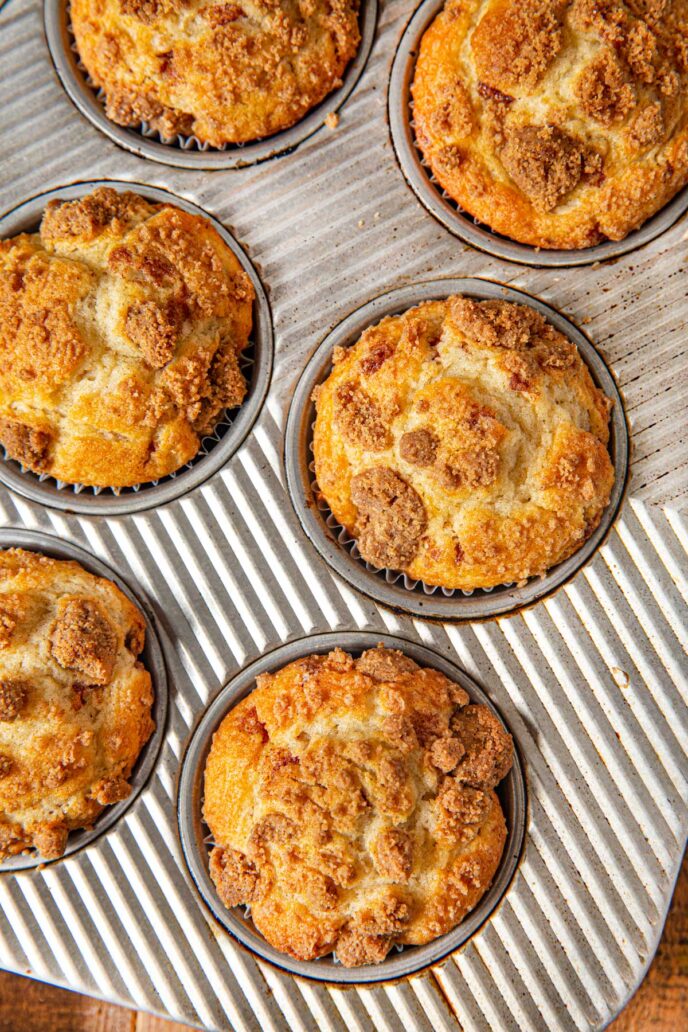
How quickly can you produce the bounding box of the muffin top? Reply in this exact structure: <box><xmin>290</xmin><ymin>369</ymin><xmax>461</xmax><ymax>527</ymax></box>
<box><xmin>0</xmin><ymin>188</ymin><xmax>253</xmax><ymax>488</ymax></box>
<box><xmin>312</xmin><ymin>295</ymin><xmax>615</xmax><ymax>591</ymax></box>
<box><xmin>71</xmin><ymin>0</ymin><xmax>361</xmax><ymax>147</ymax></box>
<box><xmin>0</xmin><ymin>548</ymin><xmax>154</xmax><ymax>861</ymax></box>
<box><xmin>204</xmin><ymin>646</ymin><xmax>513</xmax><ymax>966</ymax></box>
<box><xmin>412</xmin><ymin>0</ymin><xmax>688</xmax><ymax>249</ymax></box>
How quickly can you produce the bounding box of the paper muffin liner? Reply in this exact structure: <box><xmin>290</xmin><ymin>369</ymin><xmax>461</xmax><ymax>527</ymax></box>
<box><xmin>0</xmin><ymin>527</ymin><xmax>168</xmax><ymax>873</ymax></box>
<box><xmin>50</xmin><ymin>0</ymin><xmax>378</xmax><ymax>169</ymax></box>
<box><xmin>284</xmin><ymin>277</ymin><xmax>629</xmax><ymax>622</ymax></box>
<box><xmin>177</xmin><ymin>631</ymin><xmax>527</xmax><ymax>985</ymax></box>
<box><xmin>388</xmin><ymin>0</ymin><xmax>688</xmax><ymax>269</ymax></box>
<box><xmin>0</xmin><ymin>180</ymin><xmax>273</xmax><ymax>516</ymax></box>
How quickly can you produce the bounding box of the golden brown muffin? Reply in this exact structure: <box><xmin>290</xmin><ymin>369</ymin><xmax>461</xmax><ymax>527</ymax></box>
<box><xmin>0</xmin><ymin>548</ymin><xmax>155</xmax><ymax>860</ymax></box>
<box><xmin>412</xmin><ymin>0</ymin><xmax>688</xmax><ymax>248</ymax></box>
<box><xmin>204</xmin><ymin>646</ymin><xmax>513</xmax><ymax>965</ymax></box>
<box><xmin>312</xmin><ymin>295</ymin><xmax>615</xmax><ymax>591</ymax></box>
<box><xmin>71</xmin><ymin>0</ymin><xmax>361</xmax><ymax>147</ymax></box>
<box><xmin>0</xmin><ymin>187</ymin><xmax>254</xmax><ymax>488</ymax></box>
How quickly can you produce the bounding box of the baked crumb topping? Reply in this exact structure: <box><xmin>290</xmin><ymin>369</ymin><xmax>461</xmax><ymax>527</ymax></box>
<box><xmin>349</xmin><ymin>467</ymin><xmax>428</xmax><ymax>569</ymax></box>
<box><xmin>335</xmin><ymin>382</ymin><xmax>390</xmax><ymax>451</ymax></box>
<box><xmin>50</xmin><ymin>598</ymin><xmax>118</xmax><ymax>686</ymax></box>
<box><xmin>0</xmin><ymin>418</ymin><xmax>52</xmax><ymax>473</ymax></box>
<box><xmin>204</xmin><ymin>646</ymin><xmax>514</xmax><ymax>965</ymax></box>
<box><xmin>0</xmin><ymin>680</ymin><xmax>28</xmax><ymax>722</ymax></box>
<box><xmin>471</xmin><ymin>0</ymin><xmax>566</xmax><ymax>94</ymax></box>
<box><xmin>576</xmin><ymin>50</ymin><xmax>637</xmax><ymax>125</ymax></box>
<box><xmin>500</xmin><ymin>125</ymin><xmax>604</xmax><ymax>213</ymax></box>
<box><xmin>399</xmin><ymin>428</ymin><xmax>438</xmax><ymax>467</ymax></box>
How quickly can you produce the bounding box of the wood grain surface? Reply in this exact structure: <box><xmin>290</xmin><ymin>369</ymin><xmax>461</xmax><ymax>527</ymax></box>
<box><xmin>0</xmin><ymin>850</ymin><xmax>685</xmax><ymax>1031</ymax></box>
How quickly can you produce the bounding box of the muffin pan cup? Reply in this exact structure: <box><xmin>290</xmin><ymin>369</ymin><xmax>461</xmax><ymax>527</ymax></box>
<box><xmin>0</xmin><ymin>527</ymin><xmax>168</xmax><ymax>872</ymax></box>
<box><xmin>177</xmin><ymin>631</ymin><xmax>527</xmax><ymax>985</ymax></box>
<box><xmin>285</xmin><ymin>277</ymin><xmax>630</xmax><ymax>622</ymax></box>
<box><xmin>45</xmin><ymin>0</ymin><xmax>379</xmax><ymax>170</ymax></box>
<box><xmin>388</xmin><ymin>0</ymin><xmax>688</xmax><ymax>268</ymax></box>
<box><xmin>0</xmin><ymin>179</ymin><xmax>273</xmax><ymax>516</ymax></box>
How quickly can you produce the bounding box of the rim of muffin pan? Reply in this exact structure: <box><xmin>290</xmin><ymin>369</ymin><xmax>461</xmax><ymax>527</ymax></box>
<box><xmin>0</xmin><ymin>179</ymin><xmax>273</xmax><ymax>516</ymax></box>
<box><xmin>44</xmin><ymin>0</ymin><xmax>379</xmax><ymax>170</ymax></box>
<box><xmin>0</xmin><ymin>527</ymin><xmax>168</xmax><ymax>873</ymax></box>
<box><xmin>388</xmin><ymin>0</ymin><xmax>688</xmax><ymax>269</ymax></box>
<box><xmin>284</xmin><ymin>277</ymin><xmax>630</xmax><ymax>623</ymax></box>
<box><xmin>177</xmin><ymin>630</ymin><xmax>527</xmax><ymax>985</ymax></box>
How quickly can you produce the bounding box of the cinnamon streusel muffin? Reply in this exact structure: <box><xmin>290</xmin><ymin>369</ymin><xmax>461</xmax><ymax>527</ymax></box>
<box><xmin>204</xmin><ymin>646</ymin><xmax>513</xmax><ymax>965</ymax></box>
<box><xmin>312</xmin><ymin>295</ymin><xmax>615</xmax><ymax>591</ymax></box>
<box><xmin>412</xmin><ymin>0</ymin><xmax>688</xmax><ymax>248</ymax></box>
<box><xmin>0</xmin><ymin>187</ymin><xmax>254</xmax><ymax>488</ymax></box>
<box><xmin>0</xmin><ymin>548</ymin><xmax>155</xmax><ymax>860</ymax></box>
<box><xmin>71</xmin><ymin>0</ymin><xmax>361</xmax><ymax>147</ymax></box>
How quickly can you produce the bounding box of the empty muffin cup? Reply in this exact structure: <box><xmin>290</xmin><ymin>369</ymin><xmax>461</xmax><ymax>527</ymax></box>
<box><xmin>177</xmin><ymin>631</ymin><xmax>526</xmax><ymax>984</ymax></box>
<box><xmin>284</xmin><ymin>277</ymin><xmax>629</xmax><ymax>621</ymax></box>
<box><xmin>0</xmin><ymin>179</ymin><xmax>273</xmax><ymax>516</ymax></box>
<box><xmin>45</xmin><ymin>0</ymin><xmax>378</xmax><ymax>170</ymax></box>
<box><xmin>388</xmin><ymin>0</ymin><xmax>688</xmax><ymax>268</ymax></box>
<box><xmin>0</xmin><ymin>527</ymin><xmax>168</xmax><ymax>872</ymax></box>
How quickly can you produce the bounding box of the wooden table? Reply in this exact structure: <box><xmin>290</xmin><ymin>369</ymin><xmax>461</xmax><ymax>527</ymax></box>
<box><xmin>0</xmin><ymin>852</ymin><xmax>685</xmax><ymax>1031</ymax></box>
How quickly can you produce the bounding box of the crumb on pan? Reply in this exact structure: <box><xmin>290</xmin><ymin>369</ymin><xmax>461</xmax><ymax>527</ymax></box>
<box><xmin>204</xmin><ymin>646</ymin><xmax>514</xmax><ymax>965</ymax></box>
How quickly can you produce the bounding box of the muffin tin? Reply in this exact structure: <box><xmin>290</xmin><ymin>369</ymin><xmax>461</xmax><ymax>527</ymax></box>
<box><xmin>388</xmin><ymin>0</ymin><xmax>688</xmax><ymax>268</ymax></box>
<box><xmin>285</xmin><ymin>277</ymin><xmax>629</xmax><ymax>621</ymax></box>
<box><xmin>178</xmin><ymin>631</ymin><xmax>526</xmax><ymax>984</ymax></box>
<box><xmin>46</xmin><ymin>0</ymin><xmax>379</xmax><ymax>170</ymax></box>
<box><xmin>0</xmin><ymin>0</ymin><xmax>686</xmax><ymax>1030</ymax></box>
<box><xmin>0</xmin><ymin>527</ymin><xmax>168</xmax><ymax>872</ymax></box>
<box><xmin>0</xmin><ymin>180</ymin><xmax>273</xmax><ymax>515</ymax></box>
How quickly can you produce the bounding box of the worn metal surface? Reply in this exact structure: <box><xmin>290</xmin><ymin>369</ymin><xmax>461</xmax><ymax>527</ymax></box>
<box><xmin>0</xmin><ymin>0</ymin><xmax>686</xmax><ymax>1030</ymax></box>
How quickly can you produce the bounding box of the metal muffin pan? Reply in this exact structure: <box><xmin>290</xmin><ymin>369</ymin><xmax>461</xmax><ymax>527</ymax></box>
<box><xmin>45</xmin><ymin>0</ymin><xmax>379</xmax><ymax>170</ymax></box>
<box><xmin>0</xmin><ymin>179</ymin><xmax>273</xmax><ymax>516</ymax></box>
<box><xmin>0</xmin><ymin>526</ymin><xmax>168</xmax><ymax>872</ymax></box>
<box><xmin>285</xmin><ymin>277</ymin><xmax>629</xmax><ymax>622</ymax></box>
<box><xmin>178</xmin><ymin>631</ymin><xmax>526</xmax><ymax>985</ymax></box>
<box><xmin>388</xmin><ymin>0</ymin><xmax>688</xmax><ymax>268</ymax></box>
<box><xmin>0</xmin><ymin>0</ymin><xmax>686</xmax><ymax>1028</ymax></box>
